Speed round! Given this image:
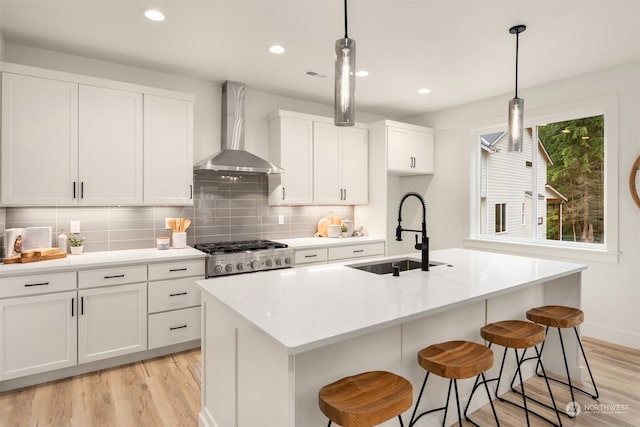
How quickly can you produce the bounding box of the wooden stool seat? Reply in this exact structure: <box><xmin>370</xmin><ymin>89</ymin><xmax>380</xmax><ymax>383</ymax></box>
<box><xmin>417</xmin><ymin>340</ymin><xmax>493</xmax><ymax>380</ymax></box>
<box><xmin>481</xmin><ymin>320</ymin><xmax>545</xmax><ymax>349</ymax></box>
<box><xmin>526</xmin><ymin>305</ymin><xmax>584</xmax><ymax>328</ymax></box>
<box><xmin>318</xmin><ymin>370</ymin><xmax>412</xmax><ymax>427</ymax></box>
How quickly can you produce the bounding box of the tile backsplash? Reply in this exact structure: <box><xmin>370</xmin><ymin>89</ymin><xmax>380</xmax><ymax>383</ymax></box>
<box><xmin>0</xmin><ymin>172</ymin><xmax>354</xmax><ymax>258</ymax></box>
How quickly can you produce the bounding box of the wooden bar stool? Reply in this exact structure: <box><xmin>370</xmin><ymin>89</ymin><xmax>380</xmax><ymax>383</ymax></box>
<box><xmin>319</xmin><ymin>370</ymin><xmax>412</xmax><ymax>427</ymax></box>
<box><xmin>409</xmin><ymin>341</ymin><xmax>500</xmax><ymax>427</ymax></box>
<box><xmin>525</xmin><ymin>305</ymin><xmax>599</xmax><ymax>415</ymax></box>
<box><xmin>475</xmin><ymin>320</ymin><xmax>563</xmax><ymax>427</ymax></box>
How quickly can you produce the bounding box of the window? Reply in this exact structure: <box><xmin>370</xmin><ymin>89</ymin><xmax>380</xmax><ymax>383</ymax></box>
<box><xmin>495</xmin><ymin>203</ymin><xmax>507</xmax><ymax>233</ymax></box>
<box><xmin>472</xmin><ymin>95</ymin><xmax>618</xmax><ymax>260</ymax></box>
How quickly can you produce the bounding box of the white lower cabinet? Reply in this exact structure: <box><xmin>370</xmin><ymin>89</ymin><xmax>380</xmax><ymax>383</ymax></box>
<box><xmin>148</xmin><ymin>306</ymin><xmax>201</xmax><ymax>349</ymax></box>
<box><xmin>0</xmin><ymin>291</ymin><xmax>77</xmax><ymax>380</ymax></box>
<box><xmin>293</xmin><ymin>241</ymin><xmax>385</xmax><ymax>266</ymax></box>
<box><xmin>147</xmin><ymin>260</ymin><xmax>204</xmax><ymax>350</ymax></box>
<box><xmin>78</xmin><ymin>282</ymin><xmax>147</xmax><ymax>363</ymax></box>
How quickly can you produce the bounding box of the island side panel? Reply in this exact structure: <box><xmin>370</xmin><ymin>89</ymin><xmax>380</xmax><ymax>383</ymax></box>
<box><xmin>200</xmin><ymin>293</ymin><xmax>293</xmax><ymax>427</ymax></box>
<box><xmin>540</xmin><ymin>272</ymin><xmax>582</xmax><ymax>380</ymax></box>
<box><xmin>293</xmin><ymin>324</ymin><xmax>403</xmax><ymax>427</ymax></box>
<box><xmin>402</xmin><ymin>301</ymin><xmax>486</xmax><ymax>427</ymax></box>
<box><xmin>200</xmin><ymin>294</ymin><xmax>237</xmax><ymax>427</ymax></box>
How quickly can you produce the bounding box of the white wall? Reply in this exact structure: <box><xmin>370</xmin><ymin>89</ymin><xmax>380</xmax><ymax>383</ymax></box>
<box><xmin>4</xmin><ymin>42</ymin><xmax>385</xmax><ymax>165</ymax></box>
<box><xmin>404</xmin><ymin>62</ymin><xmax>640</xmax><ymax>349</ymax></box>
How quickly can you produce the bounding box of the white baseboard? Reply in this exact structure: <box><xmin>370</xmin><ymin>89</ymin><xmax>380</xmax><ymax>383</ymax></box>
<box><xmin>582</xmin><ymin>321</ymin><xmax>640</xmax><ymax>350</ymax></box>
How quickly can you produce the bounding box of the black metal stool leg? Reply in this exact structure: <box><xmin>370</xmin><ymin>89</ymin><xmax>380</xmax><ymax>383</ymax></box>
<box><xmin>574</xmin><ymin>326</ymin><xmax>599</xmax><ymax>399</ymax></box>
<box><xmin>535</xmin><ymin>345</ymin><xmax>563</xmax><ymax>426</ymax></box>
<box><xmin>327</xmin><ymin>421</ymin><xmax>332</xmax><ymax>427</ymax></box>
<box><xmin>442</xmin><ymin>380</ymin><xmax>453</xmax><ymax>427</ymax></box>
<box><xmin>409</xmin><ymin>371</ymin><xmax>430</xmax><ymax>426</ymax></box>
<box><xmin>397</xmin><ymin>414</ymin><xmax>405</xmax><ymax>427</ymax></box>
<box><xmin>463</xmin><ymin>372</ymin><xmax>501</xmax><ymax>426</ymax></box>
<box><xmin>492</xmin><ymin>346</ymin><xmax>562</xmax><ymax>426</ymax></box>
<box><xmin>453</xmin><ymin>379</ymin><xmax>463</xmax><ymax>426</ymax></box>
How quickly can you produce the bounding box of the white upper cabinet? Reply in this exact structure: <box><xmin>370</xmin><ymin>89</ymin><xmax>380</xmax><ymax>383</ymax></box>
<box><xmin>268</xmin><ymin>112</ymin><xmax>314</xmax><ymax>205</ymax></box>
<box><xmin>143</xmin><ymin>95</ymin><xmax>194</xmax><ymax>205</ymax></box>
<box><xmin>79</xmin><ymin>85</ymin><xmax>143</xmax><ymax>204</ymax></box>
<box><xmin>386</xmin><ymin>121</ymin><xmax>434</xmax><ymax>175</ymax></box>
<box><xmin>313</xmin><ymin>121</ymin><xmax>368</xmax><ymax>205</ymax></box>
<box><xmin>1</xmin><ymin>73</ymin><xmax>79</xmax><ymax>205</ymax></box>
<box><xmin>1</xmin><ymin>66</ymin><xmax>195</xmax><ymax>206</ymax></box>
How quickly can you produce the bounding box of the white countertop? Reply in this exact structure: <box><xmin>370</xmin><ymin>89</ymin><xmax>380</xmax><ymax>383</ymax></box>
<box><xmin>276</xmin><ymin>236</ymin><xmax>385</xmax><ymax>249</ymax></box>
<box><xmin>196</xmin><ymin>248</ymin><xmax>586</xmax><ymax>354</ymax></box>
<box><xmin>0</xmin><ymin>247</ymin><xmax>206</xmax><ymax>277</ymax></box>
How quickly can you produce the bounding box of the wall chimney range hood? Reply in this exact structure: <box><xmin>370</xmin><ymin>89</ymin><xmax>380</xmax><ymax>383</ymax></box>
<box><xmin>194</xmin><ymin>80</ymin><xmax>284</xmax><ymax>174</ymax></box>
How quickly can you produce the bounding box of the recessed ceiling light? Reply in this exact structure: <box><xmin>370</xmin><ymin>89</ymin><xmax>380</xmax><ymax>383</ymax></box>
<box><xmin>417</xmin><ymin>88</ymin><xmax>431</xmax><ymax>94</ymax></box>
<box><xmin>355</xmin><ymin>70</ymin><xmax>369</xmax><ymax>77</ymax></box>
<box><xmin>561</xmin><ymin>129</ymin><xmax>571</xmax><ymax>134</ymax></box>
<box><xmin>269</xmin><ymin>45</ymin><xmax>285</xmax><ymax>54</ymax></box>
<box><xmin>582</xmin><ymin>136</ymin><xmax>590</xmax><ymax>140</ymax></box>
<box><xmin>144</xmin><ymin>9</ymin><xmax>165</xmax><ymax>21</ymax></box>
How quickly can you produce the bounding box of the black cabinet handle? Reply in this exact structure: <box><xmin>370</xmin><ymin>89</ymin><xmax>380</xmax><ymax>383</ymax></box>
<box><xmin>344</xmin><ymin>188</ymin><xmax>347</xmax><ymax>200</ymax></box>
<box><xmin>304</xmin><ymin>254</ymin><xmax>317</xmax><ymax>258</ymax></box>
<box><xmin>169</xmin><ymin>325</ymin><xmax>188</xmax><ymax>331</ymax></box>
<box><xmin>81</xmin><ymin>181</ymin><xmax>85</xmax><ymax>198</ymax></box>
<box><xmin>169</xmin><ymin>292</ymin><xmax>188</xmax><ymax>297</ymax></box>
<box><xmin>81</xmin><ymin>297</ymin><xmax>84</xmax><ymax>315</ymax></box>
<box><xmin>169</xmin><ymin>268</ymin><xmax>188</xmax><ymax>272</ymax></box>
<box><xmin>353</xmin><ymin>249</ymin><xmax>364</xmax><ymax>253</ymax></box>
<box><xmin>73</xmin><ymin>182</ymin><xmax>76</xmax><ymax>199</ymax></box>
<box><xmin>282</xmin><ymin>187</ymin><xmax>286</xmax><ymax>200</ymax></box>
<box><xmin>189</xmin><ymin>184</ymin><xmax>193</xmax><ymax>200</ymax></box>
<box><xmin>71</xmin><ymin>297</ymin><xmax>75</xmax><ymax>317</ymax></box>
<box><xmin>25</xmin><ymin>282</ymin><xmax>50</xmax><ymax>287</ymax></box>
<box><xmin>104</xmin><ymin>274</ymin><xmax>125</xmax><ymax>279</ymax></box>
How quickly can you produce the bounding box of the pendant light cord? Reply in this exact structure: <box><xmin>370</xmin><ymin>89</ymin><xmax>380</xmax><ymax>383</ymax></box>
<box><xmin>344</xmin><ymin>0</ymin><xmax>349</xmax><ymax>38</ymax></box>
<box><xmin>515</xmin><ymin>31</ymin><xmax>519</xmax><ymax>98</ymax></box>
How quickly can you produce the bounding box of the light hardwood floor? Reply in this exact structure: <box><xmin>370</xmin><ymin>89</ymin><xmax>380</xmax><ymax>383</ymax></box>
<box><xmin>0</xmin><ymin>337</ymin><xmax>638</xmax><ymax>426</ymax></box>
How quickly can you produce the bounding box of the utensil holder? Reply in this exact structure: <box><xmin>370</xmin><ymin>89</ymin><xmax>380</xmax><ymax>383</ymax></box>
<box><xmin>172</xmin><ymin>232</ymin><xmax>187</xmax><ymax>249</ymax></box>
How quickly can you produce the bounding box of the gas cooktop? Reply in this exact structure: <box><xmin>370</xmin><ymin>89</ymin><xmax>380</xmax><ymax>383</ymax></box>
<box><xmin>194</xmin><ymin>239</ymin><xmax>293</xmax><ymax>277</ymax></box>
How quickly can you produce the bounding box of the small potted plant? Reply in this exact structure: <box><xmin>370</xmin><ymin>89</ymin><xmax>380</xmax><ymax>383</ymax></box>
<box><xmin>68</xmin><ymin>234</ymin><xmax>85</xmax><ymax>255</ymax></box>
<box><xmin>340</xmin><ymin>223</ymin><xmax>348</xmax><ymax>238</ymax></box>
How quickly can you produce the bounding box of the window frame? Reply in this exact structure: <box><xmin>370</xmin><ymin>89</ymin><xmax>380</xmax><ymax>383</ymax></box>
<box><xmin>465</xmin><ymin>95</ymin><xmax>619</xmax><ymax>263</ymax></box>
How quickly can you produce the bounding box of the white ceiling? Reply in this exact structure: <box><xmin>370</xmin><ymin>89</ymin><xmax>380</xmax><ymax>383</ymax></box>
<box><xmin>1</xmin><ymin>0</ymin><xmax>639</xmax><ymax>118</ymax></box>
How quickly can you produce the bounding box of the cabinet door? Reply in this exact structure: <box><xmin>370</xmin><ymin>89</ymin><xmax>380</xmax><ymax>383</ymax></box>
<box><xmin>313</xmin><ymin>121</ymin><xmax>342</xmax><ymax>204</ymax></box>
<box><xmin>412</xmin><ymin>131</ymin><xmax>434</xmax><ymax>174</ymax></box>
<box><xmin>387</xmin><ymin>125</ymin><xmax>434</xmax><ymax>175</ymax></box>
<box><xmin>143</xmin><ymin>95</ymin><xmax>194</xmax><ymax>205</ymax></box>
<box><xmin>79</xmin><ymin>85</ymin><xmax>143</xmax><ymax>205</ymax></box>
<box><xmin>341</xmin><ymin>127</ymin><xmax>369</xmax><ymax>204</ymax></box>
<box><xmin>78</xmin><ymin>282</ymin><xmax>147</xmax><ymax>363</ymax></box>
<box><xmin>0</xmin><ymin>291</ymin><xmax>77</xmax><ymax>380</ymax></box>
<box><xmin>1</xmin><ymin>73</ymin><xmax>78</xmax><ymax>205</ymax></box>
<box><xmin>268</xmin><ymin>115</ymin><xmax>314</xmax><ymax>205</ymax></box>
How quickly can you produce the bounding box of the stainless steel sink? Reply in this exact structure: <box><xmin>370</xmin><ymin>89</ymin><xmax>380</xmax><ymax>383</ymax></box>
<box><xmin>348</xmin><ymin>258</ymin><xmax>446</xmax><ymax>275</ymax></box>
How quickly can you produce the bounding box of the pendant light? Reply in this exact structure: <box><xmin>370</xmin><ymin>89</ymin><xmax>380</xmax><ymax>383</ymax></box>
<box><xmin>508</xmin><ymin>24</ymin><xmax>526</xmax><ymax>152</ymax></box>
<box><xmin>334</xmin><ymin>0</ymin><xmax>356</xmax><ymax>126</ymax></box>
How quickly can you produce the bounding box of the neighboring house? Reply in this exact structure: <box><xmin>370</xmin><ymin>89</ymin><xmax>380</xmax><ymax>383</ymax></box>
<box><xmin>480</xmin><ymin>129</ymin><xmax>567</xmax><ymax>239</ymax></box>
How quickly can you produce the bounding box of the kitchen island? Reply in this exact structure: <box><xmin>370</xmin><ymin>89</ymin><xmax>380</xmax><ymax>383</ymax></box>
<box><xmin>196</xmin><ymin>248</ymin><xmax>586</xmax><ymax>427</ymax></box>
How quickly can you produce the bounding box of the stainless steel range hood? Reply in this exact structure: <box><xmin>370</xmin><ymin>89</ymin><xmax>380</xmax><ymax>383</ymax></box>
<box><xmin>194</xmin><ymin>80</ymin><xmax>283</xmax><ymax>174</ymax></box>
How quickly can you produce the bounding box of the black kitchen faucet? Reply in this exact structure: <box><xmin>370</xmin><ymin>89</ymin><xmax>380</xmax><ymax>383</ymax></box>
<box><xmin>395</xmin><ymin>192</ymin><xmax>429</xmax><ymax>271</ymax></box>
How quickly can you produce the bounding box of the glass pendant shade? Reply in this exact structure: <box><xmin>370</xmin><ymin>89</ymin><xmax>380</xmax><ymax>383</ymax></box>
<box><xmin>334</xmin><ymin>37</ymin><xmax>356</xmax><ymax>126</ymax></box>
<box><xmin>508</xmin><ymin>97</ymin><xmax>524</xmax><ymax>152</ymax></box>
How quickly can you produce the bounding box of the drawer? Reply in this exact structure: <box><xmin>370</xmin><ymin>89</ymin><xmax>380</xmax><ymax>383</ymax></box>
<box><xmin>328</xmin><ymin>242</ymin><xmax>385</xmax><ymax>261</ymax></box>
<box><xmin>0</xmin><ymin>271</ymin><xmax>76</xmax><ymax>298</ymax></box>
<box><xmin>148</xmin><ymin>259</ymin><xmax>205</xmax><ymax>281</ymax></box>
<box><xmin>148</xmin><ymin>277</ymin><xmax>201</xmax><ymax>313</ymax></box>
<box><xmin>148</xmin><ymin>306</ymin><xmax>201</xmax><ymax>349</ymax></box>
<box><xmin>78</xmin><ymin>265</ymin><xmax>147</xmax><ymax>289</ymax></box>
<box><xmin>294</xmin><ymin>248</ymin><xmax>328</xmax><ymax>265</ymax></box>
